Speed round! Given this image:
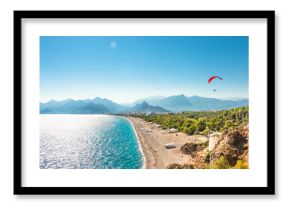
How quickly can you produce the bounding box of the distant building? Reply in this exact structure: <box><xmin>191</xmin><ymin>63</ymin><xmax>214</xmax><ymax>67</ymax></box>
<box><xmin>168</xmin><ymin>128</ymin><xmax>178</xmax><ymax>133</ymax></box>
<box><xmin>155</xmin><ymin>124</ymin><xmax>161</xmax><ymax>128</ymax></box>
<box><xmin>164</xmin><ymin>143</ymin><xmax>176</xmax><ymax>149</ymax></box>
<box><xmin>209</xmin><ymin>133</ymin><xmax>219</xmax><ymax>151</ymax></box>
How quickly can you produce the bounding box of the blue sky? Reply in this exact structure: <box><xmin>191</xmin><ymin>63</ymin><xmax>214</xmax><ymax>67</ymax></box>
<box><xmin>40</xmin><ymin>36</ymin><xmax>248</xmax><ymax>103</ymax></box>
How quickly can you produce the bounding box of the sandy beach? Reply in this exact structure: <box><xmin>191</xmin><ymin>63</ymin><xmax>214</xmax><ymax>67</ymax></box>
<box><xmin>126</xmin><ymin>117</ymin><xmax>208</xmax><ymax>169</ymax></box>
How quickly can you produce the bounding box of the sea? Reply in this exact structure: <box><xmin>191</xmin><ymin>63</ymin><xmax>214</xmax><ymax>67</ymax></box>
<box><xmin>40</xmin><ymin>115</ymin><xmax>144</xmax><ymax>169</ymax></box>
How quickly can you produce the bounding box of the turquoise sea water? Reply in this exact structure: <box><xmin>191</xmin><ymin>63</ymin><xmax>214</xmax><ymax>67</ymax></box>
<box><xmin>40</xmin><ymin>115</ymin><xmax>144</xmax><ymax>169</ymax></box>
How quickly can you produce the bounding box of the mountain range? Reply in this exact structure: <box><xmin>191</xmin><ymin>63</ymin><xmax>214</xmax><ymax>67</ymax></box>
<box><xmin>40</xmin><ymin>95</ymin><xmax>248</xmax><ymax>114</ymax></box>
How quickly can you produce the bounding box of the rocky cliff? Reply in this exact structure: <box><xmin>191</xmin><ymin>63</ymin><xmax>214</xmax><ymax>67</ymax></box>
<box><xmin>167</xmin><ymin>125</ymin><xmax>249</xmax><ymax>169</ymax></box>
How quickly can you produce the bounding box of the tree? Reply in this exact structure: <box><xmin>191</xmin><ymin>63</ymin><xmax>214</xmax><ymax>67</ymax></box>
<box><xmin>197</xmin><ymin>117</ymin><xmax>206</xmax><ymax>132</ymax></box>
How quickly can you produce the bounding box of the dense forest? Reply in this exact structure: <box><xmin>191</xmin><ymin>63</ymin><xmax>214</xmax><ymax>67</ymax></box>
<box><xmin>137</xmin><ymin>106</ymin><xmax>248</xmax><ymax>136</ymax></box>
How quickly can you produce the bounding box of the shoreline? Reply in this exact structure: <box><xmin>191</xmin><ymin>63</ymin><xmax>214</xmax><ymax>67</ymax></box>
<box><xmin>124</xmin><ymin>116</ymin><xmax>207</xmax><ymax>169</ymax></box>
<box><xmin>120</xmin><ymin>116</ymin><xmax>147</xmax><ymax>169</ymax></box>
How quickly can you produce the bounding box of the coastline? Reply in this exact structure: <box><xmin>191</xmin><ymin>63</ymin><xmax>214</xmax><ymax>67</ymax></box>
<box><xmin>124</xmin><ymin>116</ymin><xmax>207</xmax><ymax>169</ymax></box>
<box><xmin>121</xmin><ymin>116</ymin><xmax>146</xmax><ymax>169</ymax></box>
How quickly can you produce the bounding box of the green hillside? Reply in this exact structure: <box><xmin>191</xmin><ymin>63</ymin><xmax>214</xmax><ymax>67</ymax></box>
<box><xmin>139</xmin><ymin>106</ymin><xmax>249</xmax><ymax>135</ymax></box>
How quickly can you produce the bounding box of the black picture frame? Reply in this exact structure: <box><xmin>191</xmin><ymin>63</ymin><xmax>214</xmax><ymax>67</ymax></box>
<box><xmin>14</xmin><ymin>10</ymin><xmax>275</xmax><ymax>195</ymax></box>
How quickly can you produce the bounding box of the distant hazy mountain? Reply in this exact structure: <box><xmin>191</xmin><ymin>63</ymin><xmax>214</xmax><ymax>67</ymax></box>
<box><xmin>40</xmin><ymin>99</ymin><xmax>111</xmax><ymax>114</ymax></box>
<box><xmin>91</xmin><ymin>97</ymin><xmax>126</xmax><ymax>113</ymax></box>
<box><xmin>131</xmin><ymin>95</ymin><xmax>248</xmax><ymax>112</ymax></box>
<box><xmin>71</xmin><ymin>103</ymin><xmax>111</xmax><ymax>114</ymax></box>
<box><xmin>40</xmin><ymin>98</ymin><xmax>168</xmax><ymax>114</ymax></box>
<box><xmin>157</xmin><ymin>94</ymin><xmax>192</xmax><ymax>112</ymax></box>
<box><xmin>187</xmin><ymin>95</ymin><xmax>248</xmax><ymax>111</ymax></box>
<box><xmin>128</xmin><ymin>101</ymin><xmax>169</xmax><ymax>113</ymax></box>
<box><xmin>40</xmin><ymin>95</ymin><xmax>248</xmax><ymax>114</ymax></box>
<box><xmin>125</xmin><ymin>96</ymin><xmax>165</xmax><ymax>107</ymax></box>
<box><xmin>40</xmin><ymin>99</ymin><xmax>87</xmax><ymax>113</ymax></box>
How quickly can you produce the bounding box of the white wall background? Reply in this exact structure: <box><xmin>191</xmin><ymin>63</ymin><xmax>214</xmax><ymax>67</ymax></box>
<box><xmin>0</xmin><ymin>0</ymin><xmax>287</xmax><ymax>204</ymax></box>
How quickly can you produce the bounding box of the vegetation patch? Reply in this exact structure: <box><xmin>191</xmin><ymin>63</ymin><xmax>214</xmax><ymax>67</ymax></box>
<box><xmin>140</xmin><ymin>106</ymin><xmax>248</xmax><ymax>135</ymax></box>
<box><xmin>234</xmin><ymin>160</ymin><xmax>249</xmax><ymax>169</ymax></box>
<box><xmin>205</xmin><ymin>156</ymin><xmax>231</xmax><ymax>169</ymax></box>
<box><xmin>180</xmin><ymin>141</ymin><xmax>209</xmax><ymax>155</ymax></box>
<box><xmin>167</xmin><ymin>163</ymin><xmax>195</xmax><ymax>169</ymax></box>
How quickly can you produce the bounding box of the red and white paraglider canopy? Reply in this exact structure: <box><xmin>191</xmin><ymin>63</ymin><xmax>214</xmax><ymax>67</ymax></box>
<box><xmin>208</xmin><ymin>76</ymin><xmax>223</xmax><ymax>84</ymax></box>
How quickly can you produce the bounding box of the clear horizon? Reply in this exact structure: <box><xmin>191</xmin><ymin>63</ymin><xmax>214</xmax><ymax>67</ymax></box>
<box><xmin>40</xmin><ymin>36</ymin><xmax>248</xmax><ymax>103</ymax></box>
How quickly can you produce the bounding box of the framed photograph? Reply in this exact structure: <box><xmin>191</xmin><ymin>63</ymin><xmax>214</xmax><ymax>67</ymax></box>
<box><xmin>14</xmin><ymin>10</ymin><xmax>275</xmax><ymax>195</ymax></box>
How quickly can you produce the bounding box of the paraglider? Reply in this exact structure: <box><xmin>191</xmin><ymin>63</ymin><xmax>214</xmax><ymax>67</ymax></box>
<box><xmin>208</xmin><ymin>76</ymin><xmax>223</xmax><ymax>83</ymax></box>
<box><xmin>208</xmin><ymin>76</ymin><xmax>222</xmax><ymax>92</ymax></box>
